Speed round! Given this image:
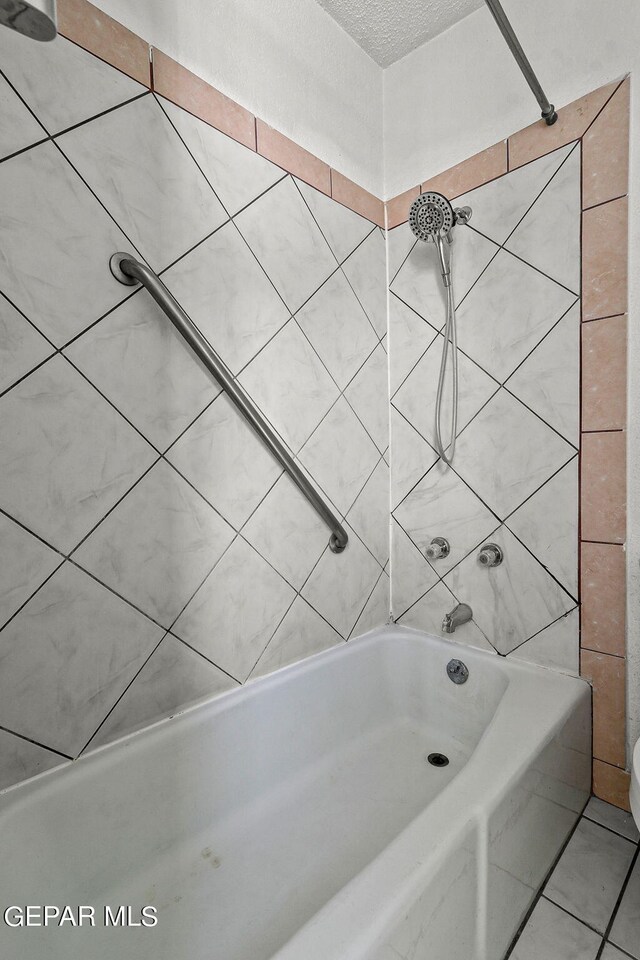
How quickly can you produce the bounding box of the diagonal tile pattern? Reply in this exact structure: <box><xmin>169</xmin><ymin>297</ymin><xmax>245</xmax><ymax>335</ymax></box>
<box><xmin>390</xmin><ymin>141</ymin><xmax>581</xmax><ymax>661</ymax></box>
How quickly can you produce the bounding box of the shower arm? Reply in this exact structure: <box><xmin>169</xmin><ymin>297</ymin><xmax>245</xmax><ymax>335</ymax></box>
<box><xmin>484</xmin><ymin>0</ymin><xmax>557</xmax><ymax>125</ymax></box>
<box><xmin>109</xmin><ymin>253</ymin><xmax>348</xmax><ymax>554</ymax></box>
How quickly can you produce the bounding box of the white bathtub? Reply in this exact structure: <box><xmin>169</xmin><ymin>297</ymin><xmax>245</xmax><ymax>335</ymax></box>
<box><xmin>0</xmin><ymin>626</ymin><xmax>590</xmax><ymax>960</ymax></box>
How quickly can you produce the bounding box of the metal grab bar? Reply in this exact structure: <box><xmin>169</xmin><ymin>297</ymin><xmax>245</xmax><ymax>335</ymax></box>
<box><xmin>109</xmin><ymin>252</ymin><xmax>348</xmax><ymax>554</ymax></box>
<box><xmin>484</xmin><ymin>0</ymin><xmax>557</xmax><ymax>126</ymax></box>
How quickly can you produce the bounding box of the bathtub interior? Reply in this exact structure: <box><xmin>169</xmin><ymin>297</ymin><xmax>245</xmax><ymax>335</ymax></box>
<box><xmin>0</xmin><ymin>629</ymin><xmax>513</xmax><ymax>960</ymax></box>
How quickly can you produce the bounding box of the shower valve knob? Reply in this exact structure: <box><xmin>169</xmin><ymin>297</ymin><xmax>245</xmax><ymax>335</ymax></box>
<box><xmin>426</xmin><ymin>537</ymin><xmax>450</xmax><ymax>561</ymax></box>
<box><xmin>478</xmin><ymin>543</ymin><xmax>503</xmax><ymax>567</ymax></box>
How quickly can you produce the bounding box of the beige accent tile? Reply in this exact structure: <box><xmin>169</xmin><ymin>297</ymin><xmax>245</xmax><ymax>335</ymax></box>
<box><xmin>421</xmin><ymin>141</ymin><xmax>507</xmax><ymax>200</ymax></box>
<box><xmin>581</xmin><ymin>543</ymin><xmax>626</xmax><ymax>657</ymax></box>
<box><xmin>508</xmin><ymin>80</ymin><xmax>620</xmax><ymax>170</ymax></box>
<box><xmin>583</xmin><ymin>79</ymin><xmax>629</xmax><ymax>209</ymax></box>
<box><xmin>582</xmin><ymin>316</ymin><xmax>627</xmax><ymax>431</ymax></box>
<box><xmin>593</xmin><ymin>760</ymin><xmax>631</xmax><ymax>813</ymax></box>
<box><xmin>386</xmin><ymin>186</ymin><xmax>420</xmax><ymax>229</ymax></box>
<box><xmin>582</xmin><ymin>197</ymin><xmax>628</xmax><ymax>321</ymax></box>
<box><xmin>256</xmin><ymin>120</ymin><xmax>330</xmax><ymax>194</ymax></box>
<box><xmin>581</xmin><ymin>432</ymin><xmax>626</xmax><ymax>544</ymax></box>
<box><xmin>581</xmin><ymin>649</ymin><xmax>626</xmax><ymax>768</ymax></box>
<box><xmin>57</xmin><ymin>0</ymin><xmax>151</xmax><ymax>87</ymax></box>
<box><xmin>152</xmin><ymin>49</ymin><xmax>255</xmax><ymax>149</ymax></box>
<box><xmin>331</xmin><ymin>170</ymin><xmax>385</xmax><ymax>226</ymax></box>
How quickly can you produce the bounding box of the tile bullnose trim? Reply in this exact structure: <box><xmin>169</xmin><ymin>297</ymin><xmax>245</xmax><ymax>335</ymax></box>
<box><xmin>57</xmin><ymin>0</ymin><xmax>152</xmax><ymax>87</ymax></box>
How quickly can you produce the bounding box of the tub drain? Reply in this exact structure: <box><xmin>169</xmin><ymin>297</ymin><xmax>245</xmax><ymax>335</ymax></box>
<box><xmin>427</xmin><ymin>753</ymin><xmax>449</xmax><ymax>767</ymax></box>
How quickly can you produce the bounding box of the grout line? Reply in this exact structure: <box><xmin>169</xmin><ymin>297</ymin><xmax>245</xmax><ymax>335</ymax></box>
<box><xmin>595</xmin><ymin>843</ymin><xmax>640</xmax><ymax>959</ymax></box>
<box><xmin>0</xmin><ymin>723</ymin><xmax>73</xmax><ymax>761</ymax></box>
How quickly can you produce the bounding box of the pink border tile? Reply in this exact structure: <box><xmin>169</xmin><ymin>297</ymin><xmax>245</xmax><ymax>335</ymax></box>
<box><xmin>508</xmin><ymin>79</ymin><xmax>621</xmax><ymax>170</ymax></box>
<box><xmin>593</xmin><ymin>760</ymin><xmax>631</xmax><ymax>811</ymax></box>
<box><xmin>581</xmin><ymin>542</ymin><xmax>626</xmax><ymax>656</ymax></box>
<box><xmin>582</xmin><ymin>78</ymin><xmax>630</xmax><ymax>209</ymax></box>
<box><xmin>581</xmin><ymin>431</ymin><xmax>626</xmax><ymax>544</ymax></box>
<box><xmin>582</xmin><ymin>197</ymin><xmax>628</xmax><ymax>321</ymax></box>
<box><xmin>331</xmin><ymin>170</ymin><xmax>385</xmax><ymax>227</ymax></box>
<box><xmin>152</xmin><ymin>49</ymin><xmax>256</xmax><ymax>150</ymax></box>
<box><xmin>386</xmin><ymin>186</ymin><xmax>420</xmax><ymax>230</ymax></box>
<box><xmin>57</xmin><ymin>0</ymin><xmax>151</xmax><ymax>87</ymax></box>
<box><xmin>421</xmin><ymin>141</ymin><xmax>506</xmax><ymax>200</ymax></box>
<box><xmin>256</xmin><ymin>120</ymin><xmax>331</xmax><ymax>195</ymax></box>
<box><xmin>581</xmin><ymin>649</ymin><xmax>626</xmax><ymax>768</ymax></box>
<box><xmin>582</xmin><ymin>315</ymin><xmax>627</xmax><ymax>431</ymax></box>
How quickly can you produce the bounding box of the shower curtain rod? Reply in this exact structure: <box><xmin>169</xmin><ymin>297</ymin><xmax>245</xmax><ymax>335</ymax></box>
<box><xmin>108</xmin><ymin>253</ymin><xmax>349</xmax><ymax>555</ymax></box>
<box><xmin>484</xmin><ymin>0</ymin><xmax>557</xmax><ymax>125</ymax></box>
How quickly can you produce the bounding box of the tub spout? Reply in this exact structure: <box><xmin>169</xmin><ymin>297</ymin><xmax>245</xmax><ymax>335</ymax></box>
<box><xmin>442</xmin><ymin>603</ymin><xmax>473</xmax><ymax>634</ymax></box>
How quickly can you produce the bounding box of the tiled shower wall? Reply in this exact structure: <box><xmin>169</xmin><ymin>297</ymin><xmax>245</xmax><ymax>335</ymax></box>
<box><xmin>387</xmin><ymin>77</ymin><xmax>630</xmax><ymax>808</ymax></box>
<box><xmin>0</xmin><ymin>29</ymin><xmax>389</xmax><ymax>790</ymax></box>
<box><xmin>388</xmin><ymin>143</ymin><xmax>581</xmax><ymax>667</ymax></box>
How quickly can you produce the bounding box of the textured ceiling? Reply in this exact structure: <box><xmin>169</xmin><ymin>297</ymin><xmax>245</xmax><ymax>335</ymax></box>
<box><xmin>315</xmin><ymin>0</ymin><xmax>485</xmax><ymax>66</ymax></box>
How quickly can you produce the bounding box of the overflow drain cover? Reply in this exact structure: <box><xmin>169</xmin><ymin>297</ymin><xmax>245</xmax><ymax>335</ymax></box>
<box><xmin>427</xmin><ymin>753</ymin><xmax>449</xmax><ymax>767</ymax></box>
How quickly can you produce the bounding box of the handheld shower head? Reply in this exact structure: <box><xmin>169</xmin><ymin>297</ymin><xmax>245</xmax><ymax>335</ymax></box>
<box><xmin>0</xmin><ymin>0</ymin><xmax>57</xmax><ymax>41</ymax></box>
<box><xmin>409</xmin><ymin>192</ymin><xmax>456</xmax><ymax>286</ymax></box>
<box><xmin>409</xmin><ymin>192</ymin><xmax>455</xmax><ymax>242</ymax></box>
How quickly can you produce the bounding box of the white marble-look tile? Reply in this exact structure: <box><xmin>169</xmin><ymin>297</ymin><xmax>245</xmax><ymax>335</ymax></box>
<box><xmin>0</xmin><ymin>729</ymin><xmax>67</xmax><ymax>793</ymax></box>
<box><xmin>0</xmin><ymin>142</ymin><xmax>135</xmax><ymax>345</ymax></box>
<box><xmin>65</xmin><ymin>289</ymin><xmax>220</xmax><ymax>451</ymax></box>
<box><xmin>395</xmin><ymin>466</ymin><xmax>500</xmax><ymax>577</ymax></box>
<box><xmin>298</xmin><ymin>397</ymin><xmax>381</xmax><ymax>516</ymax></box>
<box><xmin>160</xmin><ymin>97</ymin><xmax>284</xmax><ymax>215</ymax></box>
<box><xmin>173</xmin><ymin>537</ymin><xmax>295</xmax><ymax>682</ymax></box>
<box><xmin>610</xmin><ymin>857</ymin><xmax>640</xmax><ymax>959</ymax></box>
<box><xmin>296</xmin><ymin>270</ymin><xmax>378</xmax><ymax>390</ymax></box>
<box><xmin>545</xmin><ymin>817</ymin><xmax>636</xmax><ymax>933</ymax></box>
<box><xmin>0</xmin><ymin>295</ymin><xmax>52</xmax><ymax>394</ymax></box>
<box><xmin>389</xmin><ymin>409</ymin><xmax>439</xmax><ymax>509</ymax></box>
<box><xmin>602</xmin><ymin>944</ymin><xmax>634</xmax><ymax>960</ymax></box>
<box><xmin>166</xmin><ymin>393</ymin><xmax>282</xmax><ymax>530</ymax></box>
<box><xmin>388</xmin><ymin>294</ymin><xmax>438</xmax><ymax>395</ymax></box>
<box><xmin>73</xmin><ymin>460</ymin><xmax>235</xmax><ymax>627</ymax></box>
<box><xmin>455</xmin><ymin>143</ymin><xmax>575</xmax><ymax>246</ymax></box>
<box><xmin>390</xmin><ymin>225</ymin><xmax>498</xmax><ymax>329</ymax></box>
<box><xmin>509</xmin><ymin>607</ymin><xmax>580</xmax><ymax>675</ymax></box>
<box><xmin>350</xmin><ymin>570</ymin><xmax>390</xmax><ymax>638</ymax></box>
<box><xmin>508</xmin><ymin>457</ymin><xmax>579</xmax><ymax>597</ymax></box>
<box><xmin>390</xmin><ymin>520</ymin><xmax>438</xmax><ymax>619</ymax></box>
<box><xmin>89</xmin><ymin>635</ymin><xmax>238</xmax><ymax>749</ymax></box>
<box><xmin>58</xmin><ymin>96</ymin><xmax>227</xmax><ymax>270</ymax></box>
<box><xmin>0</xmin><ymin>31</ymin><xmax>144</xmax><ymax>134</ymax></box>
<box><xmin>455</xmin><ymin>248</ymin><xmax>577</xmax><ymax>382</ymax></box>
<box><xmin>445</xmin><ymin>526</ymin><xmax>575</xmax><ymax>655</ymax></box>
<box><xmin>347</xmin><ymin>460</ymin><xmax>390</xmax><ymax>566</ymax></box>
<box><xmin>235</xmin><ymin>176</ymin><xmax>337</xmax><ymax>313</ymax></box>
<box><xmin>510</xmin><ymin>896</ymin><xmax>601</xmax><ymax>960</ymax></box>
<box><xmin>0</xmin><ymin>513</ymin><xmax>61</xmax><ymax>629</ymax></box>
<box><xmin>454</xmin><ymin>388</ymin><xmax>575</xmax><ymax>518</ymax></box>
<box><xmin>506</xmin><ymin>301</ymin><xmax>580</xmax><ymax>445</ymax></box>
<box><xmin>506</xmin><ymin>146</ymin><xmax>581</xmax><ymax>294</ymax></box>
<box><xmin>393</xmin><ymin>335</ymin><xmax>499</xmax><ymax>448</ymax></box>
<box><xmin>0</xmin><ymin>73</ymin><xmax>45</xmax><ymax>159</ymax></box>
<box><xmin>296</xmin><ymin>179</ymin><xmax>373</xmax><ymax>264</ymax></box>
<box><xmin>341</xmin><ymin>228</ymin><xmax>388</xmax><ymax>337</ymax></box>
<box><xmin>0</xmin><ymin>562</ymin><xmax>163</xmax><ymax>757</ymax></box>
<box><xmin>301</xmin><ymin>524</ymin><xmax>381</xmax><ymax>637</ymax></box>
<box><xmin>239</xmin><ymin>320</ymin><xmax>339</xmax><ymax>453</ymax></box>
<box><xmin>162</xmin><ymin>220</ymin><xmax>290</xmax><ymax>375</ymax></box>
<box><xmin>250</xmin><ymin>596</ymin><xmax>342</xmax><ymax>679</ymax></box>
<box><xmin>387</xmin><ymin>222</ymin><xmax>416</xmax><ymax>280</ymax></box>
<box><xmin>241</xmin><ymin>470</ymin><xmax>329</xmax><ymax>589</ymax></box>
<box><xmin>345</xmin><ymin>343</ymin><xmax>390</xmax><ymax>451</ymax></box>
<box><xmin>0</xmin><ymin>356</ymin><xmax>156</xmax><ymax>553</ymax></box>
<box><xmin>584</xmin><ymin>797</ymin><xmax>640</xmax><ymax>844</ymax></box>
<box><xmin>398</xmin><ymin>580</ymin><xmax>496</xmax><ymax>653</ymax></box>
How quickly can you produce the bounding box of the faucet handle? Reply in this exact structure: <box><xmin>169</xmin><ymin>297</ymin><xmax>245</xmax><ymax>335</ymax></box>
<box><xmin>426</xmin><ymin>537</ymin><xmax>450</xmax><ymax>560</ymax></box>
<box><xmin>478</xmin><ymin>543</ymin><xmax>503</xmax><ymax>567</ymax></box>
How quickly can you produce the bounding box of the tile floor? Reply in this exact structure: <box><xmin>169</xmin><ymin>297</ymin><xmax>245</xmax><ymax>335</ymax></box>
<box><xmin>507</xmin><ymin>797</ymin><xmax>640</xmax><ymax>959</ymax></box>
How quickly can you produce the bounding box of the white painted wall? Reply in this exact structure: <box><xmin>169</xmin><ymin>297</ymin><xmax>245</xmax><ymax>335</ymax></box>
<box><xmin>385</xmin><ymin>0</ymin><xmax>640</xmax><ymax>761</ymax></box>
<box><xmin>90</xmin><ymin>0</ymin><xmax>384</xmax><ymax>196</ymax></box>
